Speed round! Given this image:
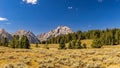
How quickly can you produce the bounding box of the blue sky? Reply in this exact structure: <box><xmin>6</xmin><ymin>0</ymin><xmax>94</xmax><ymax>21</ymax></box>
<box><xmin>0</xmin><ymin>0</ymin><xmax>120</xmax><ymax>35</ymax></box>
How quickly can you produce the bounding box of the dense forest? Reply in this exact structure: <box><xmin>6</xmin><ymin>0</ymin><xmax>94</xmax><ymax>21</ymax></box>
<box><xmin>44</xmin><ymin>28</ymin><xmax>120</xmax><ymax>46</ymax></box>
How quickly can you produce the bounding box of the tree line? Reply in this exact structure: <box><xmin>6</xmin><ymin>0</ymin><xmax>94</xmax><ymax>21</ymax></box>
<box><xmin>1</xmin><ymin>28</ymin><xmax>120</xmax><ymax>49</ymax></box>
<box><xmin>0</xmin><ymin>35</ymin><xmax>30</xmax><ymax>49</ymax></box>
<box><xmin>45</xmin><ymin>28</ymin><xmax>120</xmax><ymax>46</ymax></box>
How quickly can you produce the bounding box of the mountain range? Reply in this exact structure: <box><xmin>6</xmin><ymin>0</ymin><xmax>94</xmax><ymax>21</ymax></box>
<box><xmin>0</xmin><ymin>26</ymin><xmax>73</xmax><ymax>43</ymax></box>
<box><xmin>37</xmin><ymin>26</ymin><xmax>73</xmax><ymax>41</ymax></box>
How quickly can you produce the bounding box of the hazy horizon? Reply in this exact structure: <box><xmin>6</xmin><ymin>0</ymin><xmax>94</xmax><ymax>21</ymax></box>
<box><xmin>0</xmin><ymin>0</ymin><xmax>120</xmax><ymax>34</ymax></box>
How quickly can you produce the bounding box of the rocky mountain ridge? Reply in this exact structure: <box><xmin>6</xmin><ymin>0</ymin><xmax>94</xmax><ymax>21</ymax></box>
<box><xmin>37</xmin><ymin>26</ymin><xmax>73</xmax><ymax>41</ymax></box>
<box><xmin>0</xmin><ymin>26</ymin><xmax>73</xmax><ymax>43</ymax></box>
<box><xmin>14</xmin><ymin>30</ymin><xmax>39</xmax><ymax>43</ymax></box>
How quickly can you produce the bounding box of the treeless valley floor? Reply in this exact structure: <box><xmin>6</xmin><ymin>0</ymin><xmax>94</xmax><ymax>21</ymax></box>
<box><xmin>0</xmin><ymin>45</ymin><xmax>120</xmax><ymax>68</ymax></box>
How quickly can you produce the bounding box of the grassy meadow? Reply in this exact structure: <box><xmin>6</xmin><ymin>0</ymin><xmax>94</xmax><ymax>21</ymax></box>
<box><xmin>0</xmin><ymin>40</ymin><xmax>120</xmax><ymax>68</ymax></box>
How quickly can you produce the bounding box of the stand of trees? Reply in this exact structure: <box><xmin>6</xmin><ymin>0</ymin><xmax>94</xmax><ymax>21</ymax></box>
<box><xmin>10</xmin><ymin>35</ymin><xmax>30</xmax><ymax>49</ymax></box>
<box><xmin>0</xmin><ymin>36</ymin><xmax>8</xmax><ymax>47</ymax></box>
<box><xmin>59</xmin><ymin>39</ymin><xmax>87</xmax><ymax>49</ymax></box>
<box><xmin>68</xmin><ymin>40</ymin><xmax>82</xmax><ymax>49</ymax></box>
<box><xmin>46</xmin><ymin>28</ymin><xmax>120</xmax><ymax>46</ymax></box>
<box><xmin>91</xmin><ymin>39</ymin><xmax>103</xmax><ymax>48</ymax></box>
<box><xmin>0</xmin><ymin>35</ymin><xmax>30</xmax><ymax>49</ymax></box>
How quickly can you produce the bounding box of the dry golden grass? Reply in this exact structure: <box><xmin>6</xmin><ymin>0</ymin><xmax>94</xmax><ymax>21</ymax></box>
<box><xmin>1</xmin><ymin>40</ymin><xmax>120</xmax><ymax>68</ymax></box>
<box><xmin>81</xmin><ymin>39</ymin><xmax>93</xmax><ymax>48</ymax></box>
<box><xmin>31</xmin><ymin>44</ymin><xmax>59</xmax><ymax>49</ymax></box>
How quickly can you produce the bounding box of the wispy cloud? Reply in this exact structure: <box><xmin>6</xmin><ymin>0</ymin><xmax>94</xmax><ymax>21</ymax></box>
<box><xmin>68</xmin><ymin>6</ymin><xmax>73</xmax><ymax>10</ymax></box>
<box><xmin>0</xmin><ymin>17</ymin><xmax>8</xmax><ymax>21</ymax></box>
<box><xmin>22</xmin><ymin>0</ymin><xmax>38</xmax><ymax>5</ymax></box>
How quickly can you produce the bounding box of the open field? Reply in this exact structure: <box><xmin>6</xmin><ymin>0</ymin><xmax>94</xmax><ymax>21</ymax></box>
<box><xmin>0</xmin><ymin>44</ymin><xmax>120</xmax><ymax>68</ymax></box>
<box><xmin>81</xmin><ymin>39</ymin><xmax>93</xmax><ymax>48</ymax></box>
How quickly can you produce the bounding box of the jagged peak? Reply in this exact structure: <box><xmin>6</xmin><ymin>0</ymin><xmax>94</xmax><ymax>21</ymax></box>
<box><xmin>15</xmin><ymin>30</ymin><xmax>35</xmax><ymax>35</ymax></box>
<box><xmin>14</xmin><ymin>30</ymin><xmax>39</xmax><ymax>43</ymax></box>
<box><xmin>37</xmin><ymin>26</ymin><xmax>73</xmax><ymax>41</ymax></box>
<box><xmin>0</xmin><ymin>28</ymin><xmax>12</xmax><ymax>41</ymax></box>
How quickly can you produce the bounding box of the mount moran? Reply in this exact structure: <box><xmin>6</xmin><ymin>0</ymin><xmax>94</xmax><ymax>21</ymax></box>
<box><xmin>0</xmin><ymin>26</ymin><xmax>73</xmax><ymax>43</ymax></box>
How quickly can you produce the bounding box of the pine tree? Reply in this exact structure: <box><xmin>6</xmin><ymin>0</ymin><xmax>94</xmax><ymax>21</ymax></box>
<box><xmin>24</xmin><ymin>36</ymin><xmax>30</xmax><ymax>49</ymax></box>
<box><xmin>1</xmin><ymin>36</ymin><xmax>8</xmax><ymax>47</ymax></box>
<box><xmin>0</xmin><ymin>40</ymin><xmax>1</xmax><ymax>46</ymax></box>
<box><xmin>14</xmin><ymin>35</ymin><xmax>20</xmax><ymax>48</ymax></box>
<box><xmin>58</xmin><ymin>39</ymin><xmax>66</xmax><ymax>49</ymax></box>
<box><xmin>71</xmin><ymin>40</ymin><xmax>76</xmax><ymax>49</ymax></box>
<box><xmin>35</xmin><ymin>42</ymin><xmax>39</xmax><ymax>48</ymax></box>
<box><xmin>10</xmin><ymin>36</ymin><xmax>16</xmax><ymax>48</ymax></box>
<box><xmin>75</xmin><ymin>40</ymin><xmax>82</xmax><ymax>49</ymax></box>
<box><xmin>20</xmin><ymin>36</ymin><xmax>30</xmax><ymax>49</ymax></box>
<box><xmin>68</xmin><ymin>42</ymin><xmax>73</xmax><ymax>49</ymax></box>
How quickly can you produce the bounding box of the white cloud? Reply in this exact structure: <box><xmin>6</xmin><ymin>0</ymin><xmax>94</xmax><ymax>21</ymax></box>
<box><xmin>0</xmin><ymin>17</ymin><xmax>8</xmax><ymax>21</ymax></box>
<box><xmin>22</xmin><ymin>0</ymin><xmax>38</xmax><ymax>4</ymax></box>
<box><xmin>68</xmin><ymin>6</ymin><xmax>73</xmax><ymax>10</ymax></box>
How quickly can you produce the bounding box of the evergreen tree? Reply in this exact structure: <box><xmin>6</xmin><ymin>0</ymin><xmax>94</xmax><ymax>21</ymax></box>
<box><xmin>71</xmin><ymin>40</ymin><xmax>76</xmax><ymax>49</ymax></box>
<box><xmin>58</xmin><ymin>39</ymin><xmax>66</xmax><ymax>49</ymax></box>
<box><xmin>35</xmin><ymin>42</ymin><xmax>39</xmax><ymax>48</ymax></box>
<box><xmin>1</xmin><ymin>36</ymin><xmax>8</xmax><ymax>47</ymax></box>
<box><xmin>68</xmin><ymin>42</ymin><xmax>73</xmax><ymax>49</ymax></box>
<box><xmin>10</xmin><ymin>36</ymin><xmax>16</xmax><ymax>48</ymax></box>
<box><xmin>22</xmin><ymin>36</ymin><xmax>30</xmax><ymax>49</ymax></box>
<box><xmin>15</xmin><ymin>35</ymin><xmax>20</xmax><ymax>48</ymax></box>
<box><xmin>75</xmin><ymin>40</ymin><xmax>82</xmax><ymax>49</ymax></box>
<box><xmin>0</xmin><ymin>40</ymin><xmax>1</xmax><ymax>46</ymax></box>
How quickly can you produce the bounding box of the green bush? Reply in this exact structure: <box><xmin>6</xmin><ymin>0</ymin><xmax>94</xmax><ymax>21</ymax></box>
<box><xmin>91</xmin><ymin>39</ymin><xmax>103</xmax><ymax>48</ymax></box>
<box><xmin>68</xmin><ymin>40</ymin><xmax>82</xmax><ymax>49</ymax></box>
